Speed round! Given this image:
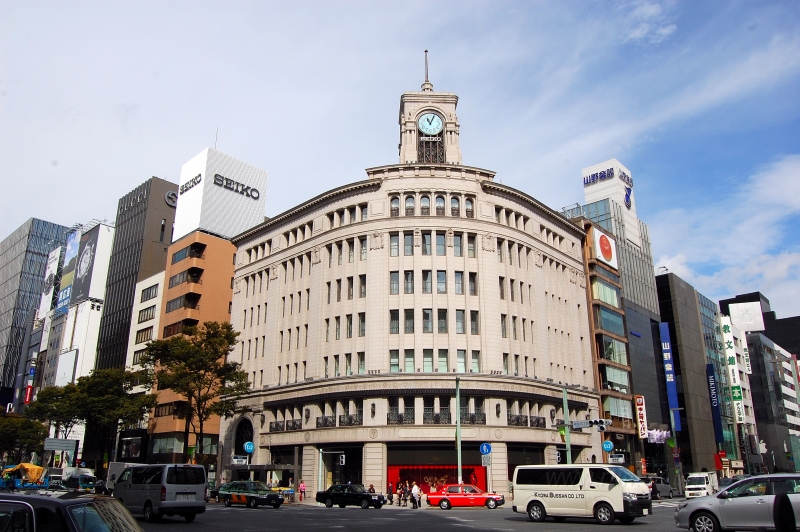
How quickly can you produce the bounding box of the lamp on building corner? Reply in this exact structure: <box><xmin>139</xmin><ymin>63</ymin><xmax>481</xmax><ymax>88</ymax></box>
<box><xmin>371</xmin><ymin>403</ymin><xmax>376</xmax><ymax>418</ymax></box>
<box><xmin>496</xmin><ymin>403</ymin><xmax>501</xmax><ymax>417</ymax></box>
<box><xmin>304</xmin><ymin>408</ymin><xmax>310</xmax><ymax>422</ymax></box>
<box><xmin>550</xmin><ymin>408</ymin><xmax>556</xmax><ymax>421</ymax></box>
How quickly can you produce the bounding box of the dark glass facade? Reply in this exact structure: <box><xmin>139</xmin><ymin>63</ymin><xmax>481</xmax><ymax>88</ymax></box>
<box><xmin>0</xmin><ymin>218</ymin><xmax>68</xmax><ymax>389</ymax></box>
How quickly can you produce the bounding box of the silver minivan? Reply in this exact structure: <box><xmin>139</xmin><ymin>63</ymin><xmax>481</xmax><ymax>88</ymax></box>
<box><xmin>113</xmin><ymin>464</ymin><xmax>207</xmax><ymax>522</ymax></box>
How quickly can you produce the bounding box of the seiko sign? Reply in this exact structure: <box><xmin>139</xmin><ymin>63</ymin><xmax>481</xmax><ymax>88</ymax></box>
<box><xmin>213</xmin><ymin>174</ymin><xmax>260</xmax><ymax>200</ymax></box>
<box><xmin>180</xmin><ymin>174</ymin><xmax>202</xmax><ymax>195</ymax></box>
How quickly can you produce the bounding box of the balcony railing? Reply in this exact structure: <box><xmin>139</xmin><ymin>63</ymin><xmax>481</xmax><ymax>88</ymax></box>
<box><xmin>390</xmin><ymin>207</ymin><xmax>399</xmax><ymax>217</ymax></box>
<box><xmin>405</xmin><ymin>207</ymin><xmax>415</xmax><ymax>216</ymax></box>
<box><xmin>460</xmin><ymin>412</ymin><xmax>486</xmax><ymax>425</ymax></box>
<box><xmin>286</xmin><ymin>419</ymin><xmax>303</xmax><ymax>431</ymax></box>
<box><xmin>507</xmin><ymin>414</ymin><xmax>529</xmax><ymax>427</ymax></box>
<box><xmin>269</xmin><ymin>421</ymin><xmax>285</xmax><ymax>432</ymax></box>
<box><xmin>436</xmin><ymin>206</ymin><xmax>445</xmax><ymax>216</ymax></box>
<box><xmin>423</xmin><ymin>408</ymin><xmax>452</xmax><ymax>424</ymax></box>
<box><xmin>530</xmin><ymin>416</ymin><xmax>547</xmax><ymax>428</ymax></box>
<box><xmin>387</xmin><ymin>409</ymin><xmax>415</xmax><ymax>425</ymax></box>
<box><xmin>465</xmin><ymin>209</ymin><xmax>474</xmax><ymax>219</ymax></box>
<box><xmin>316</xmin><ymin>415</ymin><xmax>336</xmax><ymax>428</ymax></box>
<box><xmin>451</xmin><ymin>207</ymin><xmax>460</xmax><ymax>217</ymax></box>
<box><xmin>421</xmin><ymin>206</ymin><xmax>430</xmax><ymax>216</ymax></box>
<box><xmin>339</xmin><ymin>414</ymin><xmax>363</xmax><ymax>426</ymax></box>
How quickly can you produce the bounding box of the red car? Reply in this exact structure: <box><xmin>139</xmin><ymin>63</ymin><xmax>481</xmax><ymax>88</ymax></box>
<box><xmin>426</xmin><ymin>484</ymin><xmax>505</xmax><ymax>510</ymax></box>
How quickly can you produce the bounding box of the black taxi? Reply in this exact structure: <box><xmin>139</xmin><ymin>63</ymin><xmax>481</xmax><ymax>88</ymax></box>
<box><xmin>218</xmin><ymin>481</ymin><xmax>284</xmax><ymax>509</ymax></box>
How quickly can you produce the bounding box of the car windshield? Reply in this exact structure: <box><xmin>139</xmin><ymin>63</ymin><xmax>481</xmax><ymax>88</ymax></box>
<box><xmin>609</xmin><ymin>466</ymin><xmax>644</xmax><ymax>483</ymax></box>
<box><xmin>80</xmin><ymin>476</ymin><xmax>96</xmax><ymax>483</ymax></box>
<box><xmin>687</xmin><ymin>477</ymin><xmax>707</xmax><ymax>486</ymax></box>
<box><xmin>350</xmin><ymin>484</ymin><xmax>368</xmax><ymax>493</ymax></box>
<box><xmin>68</xmin><ymin>499</ymin><xmax>143</xmax><ymax>532</ymax></box>
<box><xmin>249</xmin><ymin>482</ymin><xmax>269</xmax><ymax>490</ymax></box>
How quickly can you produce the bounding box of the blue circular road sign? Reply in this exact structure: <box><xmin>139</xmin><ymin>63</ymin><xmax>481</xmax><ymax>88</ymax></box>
<box><xmin>479</xmin><ymin>443</ymin><xmax>492</xmax><ymax>455</ymax></box>
<box><xmin>602</xmin><ymin>440</ymin><xmax>614</xmax><ymax>453</ymax></box>
<box><xmin>244</xmin><ymin>441</ymin><xmax>255</xmax><ymax>454</ymax></box>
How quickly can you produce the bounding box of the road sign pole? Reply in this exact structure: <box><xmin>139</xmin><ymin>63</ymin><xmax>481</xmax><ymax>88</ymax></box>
<box><xmin>456</xmin><ymin>375</ymin><xmax>462</xmax><ymax>483</ymax></box>
<box><xmin>562</xmin><ymin>388</ymin><xmax>572</xmax><ymax>464</ymax></box>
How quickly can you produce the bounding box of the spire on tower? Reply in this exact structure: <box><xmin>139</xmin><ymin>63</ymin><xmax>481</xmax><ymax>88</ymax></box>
<box><xmin>421</xmin><ymin>49</ymin><xmax>433</xmax><ymax>92</ymax></box>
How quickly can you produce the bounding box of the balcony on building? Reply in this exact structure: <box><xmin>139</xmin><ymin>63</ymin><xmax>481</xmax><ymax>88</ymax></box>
<box><xmin>316</xmin><ymin>415</ymin><xmax>336</xmax><ymax>428</ymax></box>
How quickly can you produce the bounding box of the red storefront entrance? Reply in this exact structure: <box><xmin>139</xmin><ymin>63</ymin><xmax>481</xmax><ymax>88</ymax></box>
<box><xmin>387</xmin><ymin>464</ymin><xmax>487</xmax><ymax>494</ymax></box>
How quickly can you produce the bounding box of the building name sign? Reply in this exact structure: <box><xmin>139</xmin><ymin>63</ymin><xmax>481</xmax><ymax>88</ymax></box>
<box><xmin>658</xmin><ymin>323</ymin><xmax>682</xmax><ymax>431</ymax></box>
<box><xmin>706</xmin><ymin>364</ymin><xmax>725</xmax><ymax>443</ymax></box>
<box><xmin>583</xmin><ymin>167</ymin><xmax>634</xmax><ymax>189</ymax></box>
<box><xmin>180</xmin><ymin>174</ymin><xmax>201</xmax><ymax>195</ymax></box>
<box><xmin>213</xmin><ymin>174</ymin><xmax>260</xmax><ymax>200</ymax></box>
<box><xmin>720</xmin><ymin>317</ymin><xmax>745</xmax><ymax>424</ymax></box>
<box><xmin>419</xmin><ymin>136</ymin><xmax>441</xmax><ymax>142</ymax></box>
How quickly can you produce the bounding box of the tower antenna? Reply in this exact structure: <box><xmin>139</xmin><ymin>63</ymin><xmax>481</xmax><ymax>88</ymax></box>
<box><xmin>424</xmin><ymin>50</ymin><xmax>429</xmax><ymax>82</ymax></box>
<box><xmin>215</xmin><ymin>127</ymin><xmax>219</xmax><ymax>150</ymax></box>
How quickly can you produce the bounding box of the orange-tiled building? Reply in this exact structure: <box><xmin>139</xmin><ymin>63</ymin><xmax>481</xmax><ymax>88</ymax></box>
<box><xmin>148</xmin><ymin>230</ymin><xmax>235</xmax><ymax>464</ymax></box>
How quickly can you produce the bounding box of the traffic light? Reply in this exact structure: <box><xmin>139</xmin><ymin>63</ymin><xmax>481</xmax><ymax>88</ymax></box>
<box><xmin>588</xmin><ymin>419</ymin><xmax>611</xmax><ymax>432</ymax></box>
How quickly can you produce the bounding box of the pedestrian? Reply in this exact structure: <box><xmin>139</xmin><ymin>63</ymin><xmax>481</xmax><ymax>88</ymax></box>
<box><xmin>368</xmin><ymin>484</ymin><xmax>376</xmax><ymax>493</ymax></box>
<box><xmin>266</xmin><ymin>477</ymin><xmax>273</xmax><ymax>489</ymax></box>
<box><xmin>387</xmin><ymin>482</ymin><xmax>394</xmax><ymax>505</ymax></box>
<box><xmin>299</xmin><ymin>480</ymin><xmax>306</xmax><ymax>501</ymax></box>
<box><xmin>401</xmin><ymin>482</ymin><xmax>408</xmax><ymax>507</ymax></box>
<box><xmin>411</xmin><ymin>481</ymin><xmax>420</xmax><ymax>509</ymax></box>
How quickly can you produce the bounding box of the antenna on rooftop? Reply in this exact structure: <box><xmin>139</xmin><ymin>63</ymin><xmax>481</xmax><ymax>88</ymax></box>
<box><xmin>425</xmin><ymin>50</ymin><xmax>429</xmax><ymax>82</ymax></box>
<box><xmin>215</xmin><ymin>127</ymin><xmax>219</xmax><ymax>150</ymax></box>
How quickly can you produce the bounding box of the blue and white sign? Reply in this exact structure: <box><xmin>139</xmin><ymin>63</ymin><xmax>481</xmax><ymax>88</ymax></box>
<box><xmin>479</xmin><ymin>443</ymin><xmax>492</xmax><ymax>455</ymax></box>
<box><xmin>602</xmin><ymin>440</ymin><xmax>614</xmax><ymax>453</ymax></box>
<box><xmin>243</xmin><ymin>441</ymin><xmax>255</xmax><ymax>454</ymax></box>
<box><xmin>658</xmin><ymin>323</ymin><xmax>682</xmax><ymax>431</ymax></box>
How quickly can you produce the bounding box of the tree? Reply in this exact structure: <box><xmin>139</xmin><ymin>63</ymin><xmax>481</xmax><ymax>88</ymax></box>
<box><xmin>141</xmin><ymin>321</ymin><xmax>249</xmax><ymax>464</ymax></box>
<box><xmin>25</xmin><ymin>383</ymin><xmax>83</xmax><ymax>439</ymax></box>
<box><xmin>0</xmin><ymin>414</ymin><xmax>49</xmax><ymax>465</ymax></box>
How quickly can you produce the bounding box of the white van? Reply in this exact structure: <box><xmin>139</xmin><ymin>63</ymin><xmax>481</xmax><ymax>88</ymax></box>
<box><xmin>113</xmin><ymin>464</ymin><xmax>207</xmax><ymax>522</ymax></box>
<box><xmin>684</xmin><ymin>472</ymin><xmax>719</xmax><ymax>498</ymax></box>
<box><xmin>511</xmin><ymin>464</ymin><xmax>652</xmax><ymax>524</ymax></box>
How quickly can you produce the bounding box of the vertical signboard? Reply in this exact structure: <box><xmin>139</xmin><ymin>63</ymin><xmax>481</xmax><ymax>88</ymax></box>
<box><xmin>634</xmin><ymin>395</ymin><xmax>648</xmax><ymax>439</ymax></box>
<box><xmin>38</xmin><ymin>246</ymin><xmax>62</xmax><ymax>317</ymax></box>
<box><xmin>658</xmin><ymin>323</ymin><xmax>682</xmax><ymax>431</ymax></box>
<box><xmin>706</xmin><ymin>364</ymin><xmax>725</xmax><ymax>444</ymax></box>
<box><xmin>71</xmin><ymin>226</ymin><xmax>100</xmax><ymax>304</ymax></box>
<box><xmin>720</xmin><ymin>317</ymin><xmax>745</xmax><ymax>424</ymax></box>
<box><xmin>54</xmin><ymin>231</ymin><xmax>81</xmax><ymax>315</ymax></box>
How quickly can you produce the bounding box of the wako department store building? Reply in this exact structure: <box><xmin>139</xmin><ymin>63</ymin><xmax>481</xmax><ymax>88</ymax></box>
<box><xmin>221</xmin><ymin>77</ymin><xmax>602</xmax><ymax>495</ymax></box>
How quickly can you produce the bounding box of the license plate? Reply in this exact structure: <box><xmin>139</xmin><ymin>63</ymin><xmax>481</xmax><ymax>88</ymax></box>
<box><xmin>643</xmin><ymin>509</ymin><xmax>649</xmax><ymax>515</ymax></box>
<box><xmin>179</xmin><ymin>494</ymin><xmax>194</xmax><ymax>501</ymax></box>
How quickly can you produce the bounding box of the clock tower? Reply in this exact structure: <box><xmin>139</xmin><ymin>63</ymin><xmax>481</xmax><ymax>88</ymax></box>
<box><xmin>398</xmin><ymin>60</ymin><xmax>462</xmax><ymax>165</ymax></box>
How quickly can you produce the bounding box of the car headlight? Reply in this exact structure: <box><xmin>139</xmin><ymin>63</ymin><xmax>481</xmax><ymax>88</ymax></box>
<box><xmin>678</xmin><ymin>502</ymin><xmax>688</xmax><ymax>510</ymax></box>
<box><xmin>372</xmin><ymin>496</ymin><xmax>378</xmax><ymax>499</ymax></box>
<box><xmin>622</xmin><ymin>493</ymin><xmax>638</xmax><ymax>501</ymax></box>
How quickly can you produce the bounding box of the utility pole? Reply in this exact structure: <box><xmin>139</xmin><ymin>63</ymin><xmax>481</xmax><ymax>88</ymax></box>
<box><xmin>456</xmin><ymin>375</ymin><xmax>462</xmax><ymax>482</ymax></box>
<box><xmin>563</xmin><ymin>388</ymin><xmax>572</xmax><ymax>464</ymax></box>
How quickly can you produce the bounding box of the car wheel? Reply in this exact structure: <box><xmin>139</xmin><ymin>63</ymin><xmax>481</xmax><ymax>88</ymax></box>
<box><xmin>361</xmin><ymin>499</ymin><xmax>370</xmax><ymax>509</ymax></box>
<box><xmin>224</xmin><ymin>496</ymin><xmax>232</xmax><ymax>507</ymax></box>
<box><xmin>375</xmin><ymin>503</ymin><xmax>382</xmax><ymax>509</ymax></box>
<box><xmin>553</xmin><ymin>517</ymin><xmax>567</xmax><ymax>522</ymax></box>
<box><xmin>184</xmin><ymin>513</ymin><xmax>196</xmax><ymax>522</ymax></box>
<box><xmin>594</xmin><ymin>502</ymin><xmax>615</xmax><ymax>525</ymax></box>
<box><xmin>691</xmin><ymin>511</ymin><xmax>719</xmax><ymax>532</ymax></box>
<box><xmin>272</xmin><ymin>502</ymin><xmax>281</xmax><ymax>509</ymax></box>
<box><xmin>143</xmin><ymin>502</ymin><xmax>159</xmax><ymax>523</ymax></box>
<box><xmin>439</xmin><ymin>499</ymin><xmax>451</xmax><ymax>510</ymax></box>
<box><xmin>528</xmin><ymin>502</ymin><xmax>546</xmax><ymax>522</ymax></box>
<box><xmin>248</xmin><ymin>497</ymin><xmax>258</xmax><ymax>508</ymax></box>
<box><xmin>669</xmin><ymin>490</ymin><xmax>674</xmax><ymax>499</ymax></box>
<box><xmin>338</xmin><ymin>503</ymin><xmax>346</xmax><ymax>508</ymax></box>
<box><xmin>486</xmin><ymin>498</ymin><xmax>497</xmax><ymax>510</ymax></box>
<box><xmin>618</xmin><ymin>516</ymin><xmax>634</xmax><ymax>524</ymax></box>
<box><xmin>325</xmin><ymin>499</ymin><xmax>333</xmax><ymax>508</ymax></box>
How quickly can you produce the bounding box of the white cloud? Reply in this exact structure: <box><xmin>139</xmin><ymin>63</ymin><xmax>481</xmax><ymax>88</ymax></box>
<box><xmin>620</xmin><ymin>1</ymin><xmax>677</xmax><ymax>44</ymax></box>
<box><xmin>653</xmin><ymin>155</ymin><xmax>800</xmax><ymax>317</ymax></box>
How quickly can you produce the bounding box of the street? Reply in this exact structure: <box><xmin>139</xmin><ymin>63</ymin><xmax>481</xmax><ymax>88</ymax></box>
<box><xmin>138</xmin><ymin>498</ymin><xmax>684</xmax><ymax>532</ymax></box>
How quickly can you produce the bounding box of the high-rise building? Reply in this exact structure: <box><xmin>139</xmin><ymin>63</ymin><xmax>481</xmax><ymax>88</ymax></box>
<box><xmin>95</xmin><ymin>177</ymin><xmax>177</xmax><ymax>370</ymax></box>
<box><xmin>720</xmin><ymin>292</ymin><xmax>800</xmax><ymax>358</ymax></box>
<box><xmin>0</xmin><ymin>218</ymin><xmax>69</xmax><ymax>404</ymax></box>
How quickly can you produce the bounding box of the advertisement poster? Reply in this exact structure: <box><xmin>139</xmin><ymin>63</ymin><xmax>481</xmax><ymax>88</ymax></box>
<box><xmin>658</xmin><ymin>323</ymin><xmax>682</xmax><ymax>431</ymax></box>
<box><xmin>71</xmin><ymin>225</ymin><xmax>99</xmax><ymax>304</ymax></box>
<box><xmin>592</xmin><ymin>228</ymin><xmax>618</xmax><ymax>270</ymax></box>
<box><xmin>634</xmin><ymin>395</ymin><xmax>648</xmax><ymax>439</ymax></box>
<box><xmin>54</xmin><ymin>231</ymin><xmax>81</xmax><ymax>315</ymax></box>
<box><xmin>706</xmin><ymin>364</ymin><xmax>726</xmax><ymax>444</ymax></box>
<box><xmin>720</xmin><ymin>316</ymin><xmax>745</xmax><ymax>424</ymax></box>
<box><xmin>38</xmin><ymin>246</ymin><xmax>62</xmax><ymax>316</ymax></box>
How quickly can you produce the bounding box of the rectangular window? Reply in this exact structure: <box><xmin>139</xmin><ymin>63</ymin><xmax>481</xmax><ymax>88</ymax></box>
<box><xmin>335</xmin><ymin>316</ymin><xmax>341</xmax><ymax>339</ymax></box>
<box><xmin>337</xmin><ymin>243</ymin><xmax>343</xmax><ymax>265</ymax></box>
<box><xmin>423</xmin><ymin>349</ymin><xmax>434</xmax><ymax>372</ymax></box>
<box><xmin>438</xmin><ymin>309</ymin><xmax>448</xmax><ymax>333</ymax></box>
<box><xmin>358</xmin><ymin>312</ymin><xmax>366</xmax><ymax>337</ymax></box>
<box><xmin>326</xmin><ymin>282</ymin><xmax>331</xmax><ymax>304</ymax></box>
<box><xmin>163</xmin><ymin>322</ymin><xmax>183</xmax><ymax>338</ymax></box>
<box><xmin>359</xmin><ymin>274</ymin><xmax>366</xmax><ymax>297</ymax></box>
<box><xmin>166</xmin><ymin>295</ymin><xmax>186</xmax><ymax>313</ymax></box>
<box><xmin>324</xmin><ymin>357</ymin><xmax>329</xmax><ymax>378</ymax></box>
<box><xmin>436</xmin><ymin>232</ymin><xmax>446</xmax><ymax>255</ymax></box>
<box><xmin>141</xmin><ymin>284</ymin><xmax>158</xmax><ymax>302</ymax></box>
<box><xmin>438</xmin><ymin>349</ymin><xmax>448</xmax><ymax>373</ymax></box>
<box><xmin>497</xmin><ymin>240</ymin><xmax>504</xmax><ymax>262</ymax></box>
<box><xmin>422</xmin><ymin>270</ymin><xmax>432</xmax><ymax>293</ymax></box>
<box><xmin>403</xmin><ymin>309</ymin><xmax>415</xmax><ymax>333</ymax></box>
<box><xmin>522</xmin><ymin>318</ymin><xmax>527</xmax><ymax>341</ymax></box>
<box><xmin>594</xmin><ymin>307</ymin><xmax>625</xmax><ymax>337</ymax></box>
<box><xmin>519</xmin><ymin>281</ymin><xmax>524</xmax><ymax>304</ymax></box>
<box><xmin>468</xmin><ymin>235</ymin><xmax>476</xmax><ymax>258</ymax></box>
<box><xmin>510</xmin><ymin>280</ymin><xmax>515</xmax><ymax>302</ymax></box>
<box><xmin>390</xmin><ymin>350</ymin><xmax>400</xmax><ymax>373</ymax></box>
<box><xmin>390</xmin><ymin>271</ymin><xmax>399</xmax><ymax>294</ymax></box>
<box><xmin>499</xmin><ymin>277</ymin><xmax>505</xmax><ymax>299</ymax></box>
<box><xmin>360</xmin><ymin>237</ymin><xmax>367</xmax><ymax>260</ymax></box>
<box><xmin>336</xmin><ymin>279</ymin><xmax>342</xmax><ymax>301</ymax></box>
<box><xmin>171</xmin><ymin>246</ymin><xmax>189</xmax><ymax>264</ymax></box>
<box><xmin>457</xmin><ymin>350</ymin><xmax>466</xmax><ymax>373</ymax></box>
<box><xmin>604</xmin><ymin>396</ymin><xmax>634</xmax><ymax>419</ymax></box>
<box><xmin>404</xmin><ymin>349</ymin><xmax>415</xmax><ymax>373</ymax></box>
<box><xmin>361</xmin><ymin>205</ymin><xmax>368</xmax><ymax>221</ymax></box>
<box><xmin>325</xmin><ymin>319</ymin><xmax>330</xmax><ymax>342</ymax></box>
<box><xmin>358</xmin><ymin>352</ymin><xmax>365</xmax><ymax>374</ymax></box>
<box><xmin>422</xmin><ymin>232</ymin><xmax>432</xmax><ymax>255</ymax></box>
<box><xmin>346</xmin><ymin>314</ymin><xmax>353</xmax><ymax>338</ymax></box>
<box><xmin>512</xmin><ymin>316</ymin><xmax>518</xmax><ymax>339</ymax></box>
<box><xmin>456</xmin><ymin>310</ymin><xmax>465</xmax><ymax>334</ymax></box>
<box><xmin>437</xmin><ymin>270</ymin><xmax>446</xmax><ymax>293</ymax></box>
<box><xmin>328</xmin><ymin>244</ymin><xmax>333</xmax><ymax>267</ymax></box>
<box><xmin>423</xmin><ymin>309</ymin><xmax>433</xmax><ymax>333</ymax></box>
<box><xmin>347</xmin><ymin>277</ymin><xmax>354</xmax><ymax>300</ymax></box>
<box><xmin>509</xmin><ymin>243</ymin><xmax>514</xmax><ymax>266</ymax></box>
<box><xmin>599</xmin><ymin>335</ymin><xmax>628</xmax><ymax>365</ymax></box>
<box><xmin>135</xmin><ymin>327</ymin><xmax>154</xmax><ymax>344</ymax></box>
<box><xmin>503</xmin><ymin>353</ymin><xmax>509</xmax><ymax>374</ymax></box>
<box><xmin>168</xmin><ymin>270</ymin><xmax>188</xmax><ymax>288</ymax></box>
<box><xmin>455</xmin><ymin>271</ymin><xmax>464</xmax><ymax>295</ymax></box>
<box><xmin>404</xmin><ymin>233</ymin><xmax>414</xmax><ymax>255</ymax></box>
<box><xmin>390</xmin><ymin>233</ymin><xmax>399</xmax><ymax>256</ymax></box>
<box><xmin>501</xmin><ymin>314</ymin><xmax>507</xmax><ymax>338</ymax></box>
<box><xmin>454</xmin><ymin>233</ymin><xmax>463</xmax><ymax>257</ymax></box>
<box><xmin>404</xmin><ymin>271</ymin><xmax>414</xmax><ymax>294</ymax></box>
<box><xmin>470</xmin><ymin>311</ymin><xmax>480</xmax><ymax>334</ymax></box>
<box><xmin>138</xmin><ymin>305</ymin><xmax>156</xmax><ymax>323</ymax></box>
<box><xmin>469</xmin><ymin>273</ymin><xmax>477</xmax><ymax>295</ymax></box>
<box><xmin>390</xmin><ymin>310</ymin><xmax>399</xmax><ymax>334</ymax></box>
<box><xmin>345</xmin><ymin>353</ymin><xmax>352</xmax><ymax>376</ymax></box>
<box><xmin>334</xmin><ymin>355</ymin><xmax>340</xmax><ymax>377</ymax></box>
<box><xmin>592</xmin><ymin>278</ymin><xmax>621</xmax><ymax>308</ymax></box>
<box><xmin>471</xmin><ymin>351</ymin><xmax>481</xmax><ymax>373</ymax></box>
<box><xmin>133</xmin><ymin>349</ymin><xmax>145</xmax><ymax>365</ymax></box>
<box><xmin>348</xmin><ymin>239</ymin><xmax>355</xmax><ymax>262</ymax></box>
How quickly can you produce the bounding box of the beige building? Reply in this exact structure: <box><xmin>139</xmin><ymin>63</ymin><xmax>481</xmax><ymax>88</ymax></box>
<box><xmin>221</xmin><ymin>77</ymin><xmax>602</xmax><ymax>496</ymax></box>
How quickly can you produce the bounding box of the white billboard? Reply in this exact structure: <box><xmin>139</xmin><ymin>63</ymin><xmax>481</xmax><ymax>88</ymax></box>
<box><xmin>592</xmin><ymin>228</ymin><xmax>618</xmax><ymax>270</ymax></box>
<box><xmin>54</xmin><ymin>349</ymin><xmax>78</xmax><ymax>386</ymax></box>
<box><xmin>173</xmin><ymin>148</ymin><xmax>268</xmax><ymax>241</ymax></box>
<box><xmin>728</xmin><ymin>302</ymin><xmax>765</xmax><ymax>332</ymax></box>
<box><xmin>38</xmin><ymin>247</ymin><xmax>62</xmax><ymax>317</ymax></box>
<box><xmin>70</xmin><ymin>223</ymin><xmax>114</xmax><ymax>304</ymax></box>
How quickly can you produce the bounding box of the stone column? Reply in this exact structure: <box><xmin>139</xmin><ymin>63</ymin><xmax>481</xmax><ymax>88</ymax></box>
<box><xmin>489</xmin><ymin>441</ymin><xmax>509</xmax><ymax>497</ymax></box>
<box><xmin>301</xmin><ymin>445</ymin><xmax>318</xmax><ymax>496</ymax></box>
<box><xmin>545</xmin><ymin>445</ymin><xmax>559</xmax><ymax>465</ymax></box>
<box><xmin>362</xmin><ymin>442</ymin><xmax>387</xmax><ymax>494</ymax></box>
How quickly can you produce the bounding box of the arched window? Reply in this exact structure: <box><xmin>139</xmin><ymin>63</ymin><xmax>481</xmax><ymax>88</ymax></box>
<box><xmin>465</xmin><ymin>198</ymin><xmax>474</xmax><ymax>218</ymax></box>
<box><xmin>420</xmin><ymin>196</ymin><xmax>430</xmax><ymax>216</ymax></box>
<box><xmin>390</xmin><ymin>197</ymin><xmax>399</xmax><ymax>217</ymax></box>
<box><xmin>451</xmin><ymin>197</ymin><xmax>460</xmax><ymax>217</ymax></box>
<box><xmin>234</xmin><ymin>418</ymin><xmax>254</xmax><ymax>456</ymax></box>
<box><xmin>405</xmin><ymin>196</ymin><xmax>415</xmax><ymax>216</ymax></box>
<box><xmin>435</xmin><ymin>196</ymin><xmax>445</xmax><ymax>216</ymax></box>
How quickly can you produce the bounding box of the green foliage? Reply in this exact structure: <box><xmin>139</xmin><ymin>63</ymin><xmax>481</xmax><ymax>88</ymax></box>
<box><xmin>25</xmin><ymin>383</ymin><xmax>82</xmax><ymax>438</ymax></box>
<box><xmin>0</xmin><ymin>414</ymin><xmax>49</xmax><ymax>464</ymax></box>
<box><xmin>140</xmin><ymin>321</ymin><xmax>248</xmax><ymax>462</ymax></box>
<box><xmin>73</xmin><ymin>368</ymin><xmax>157</xmax><ymax>430</ymax></box>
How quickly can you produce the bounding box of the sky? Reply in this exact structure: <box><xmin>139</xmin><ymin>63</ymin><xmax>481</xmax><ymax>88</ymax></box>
<box><xmin>1</xmin><ymin>1</ymin><xmax>798</xmax><ymax>317</ymax></box>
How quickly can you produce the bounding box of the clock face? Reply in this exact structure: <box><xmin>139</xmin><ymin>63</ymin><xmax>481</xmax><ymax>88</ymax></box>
<box><xmin>418</xmin><ymin>113</ymin><xmax>443</xmax><ymax>135</ymax></box>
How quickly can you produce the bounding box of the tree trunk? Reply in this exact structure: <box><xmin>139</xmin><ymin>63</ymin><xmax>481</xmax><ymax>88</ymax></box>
<box><xmin>183</xmin><ymin>411</ymin><xmax>191</xmax><ymax>464</ymax></box>
<box><xmin>197</xmin><ymin>419</ymin><xmax>204</xmax><ymax>466</ymax></box>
